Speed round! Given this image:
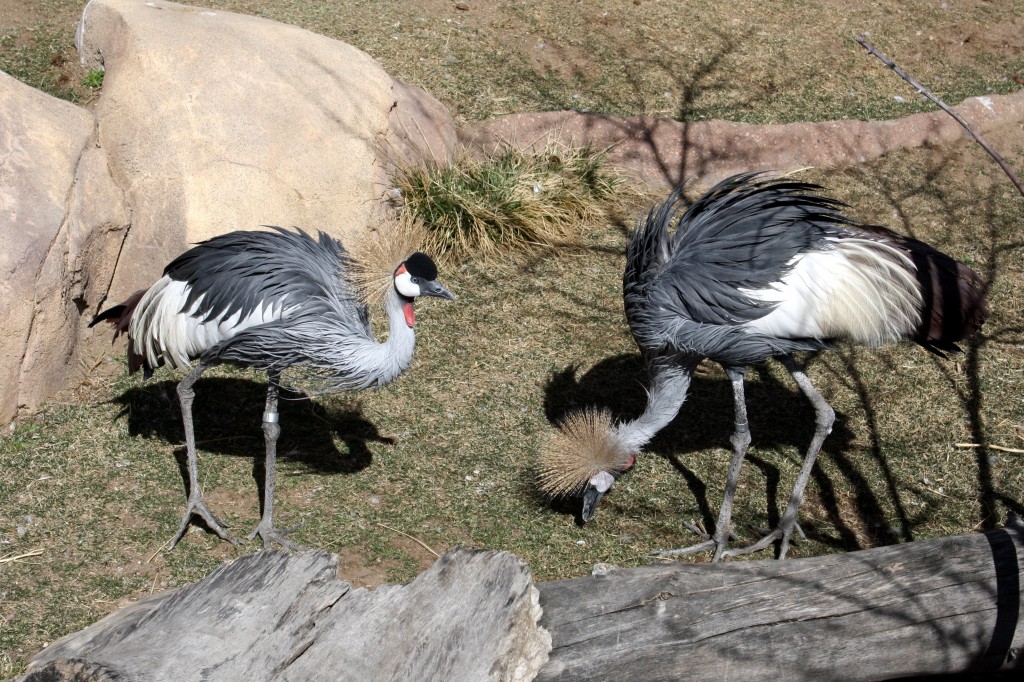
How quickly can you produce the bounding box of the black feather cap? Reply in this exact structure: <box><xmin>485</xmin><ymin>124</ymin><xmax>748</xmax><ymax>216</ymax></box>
<box><xmin>403</xmin><ymin>252</ymin><xmax>438</xmax><ymax>280</ymax></box>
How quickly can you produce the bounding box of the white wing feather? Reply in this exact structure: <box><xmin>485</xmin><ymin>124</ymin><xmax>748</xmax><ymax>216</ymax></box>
<box><xmin>129</xmin><ymin>276</ymin><xmax>297</xmax><ymax>370</ymax></box>
<box><xmin>742</xmin><ymin>237</ymin><xmax>923</xmax><ymax>347</ymax></box>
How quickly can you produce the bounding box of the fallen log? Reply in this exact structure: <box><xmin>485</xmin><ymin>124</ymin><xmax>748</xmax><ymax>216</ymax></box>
<box><xmin>15</xmin><ymin>516</ymin><xmax>1024</xmax><ymax>681</ymax></box>
<box><xmin>17</xmin><ymin>548</ymin><xmax>550</xmax><ymax>682</ymax></box>
<box><xmin>537</xmin><ymin>514</ymin><xmax>1024</xmax><ymax>681</ymax></box>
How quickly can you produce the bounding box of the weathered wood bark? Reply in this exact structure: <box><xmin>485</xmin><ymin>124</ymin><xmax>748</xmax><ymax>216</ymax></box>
<box><xmin>537</xmin><ymin>516</ymin><xmax>1024</xmax><ymax>681</ymax></box>
<box><xmin>19</xmin><ymin>548</ymin><xmax>549</xmax><ymax>682</ymax></box>
<box><xmin>16</xmin><ymin>518</ymin><xmax>1024</xmax><ymax>681</ymax></box>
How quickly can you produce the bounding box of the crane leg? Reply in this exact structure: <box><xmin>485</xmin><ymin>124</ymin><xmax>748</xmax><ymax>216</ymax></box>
<box><xmin>724</xmin><ymin>356</ymin><xmax>834</xmax><ymax>559</ymax></box>
<box><xmin>169</xmin><ymin>362</ymin><xmax>240</xmax><ymax>549</ymax></box>
<box><xmin>652</xmin><ymin>367</ymin><xmax>748</xmax><ymax>560</ymax></box>
<box><xmin>711</xmin><ymin>367</ymin><xmax>752</xmax><ymax>561</ymax></box>
<box><xmin>247</xmin><ymin>371</ymin><xmax>302</xmax><ymax>549</ymax></box>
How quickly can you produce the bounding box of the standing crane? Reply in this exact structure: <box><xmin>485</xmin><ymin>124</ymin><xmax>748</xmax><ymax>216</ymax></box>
<box><xmin>538</xmin><ymin>172</ymin><xmax>987</xmax><ymax>561</ymax></box>
<box><xmin>91</xmin><ymin>226</ymin><xmax>454</xmax><ymax>549</ymax></box>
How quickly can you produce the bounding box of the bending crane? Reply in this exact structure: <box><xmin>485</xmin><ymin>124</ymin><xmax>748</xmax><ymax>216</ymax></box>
<box><xmin>539</xmin><ymin>172</ymin><xmax>987</xmax><ymax>560</ymax></box>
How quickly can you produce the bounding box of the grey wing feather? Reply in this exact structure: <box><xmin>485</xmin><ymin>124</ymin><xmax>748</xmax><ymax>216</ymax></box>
<box><xmin>625</xmin><ymin>172</ymin><xmax>849</xmax><ymax>362</ymax></box>
<box><xmin>165</xmin><ymin>227</ymin><xmax>370</xmax><ymax>332</ymax></box>
<box><xmin>177</xmin><ymin>228</ymin><xmax>374</xmax><ymax>373</ymax></box>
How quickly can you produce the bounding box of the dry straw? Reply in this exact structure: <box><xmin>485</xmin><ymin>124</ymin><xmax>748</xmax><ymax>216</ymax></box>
<box><xmin>390</xmin><ymin>140</ymin><xmax>623</xmax><ymax>263</ymax></box>
<box><xmin>348</xmin><ymin>210</ymin><xmax>429</xmax><ymax>306</ymax></box>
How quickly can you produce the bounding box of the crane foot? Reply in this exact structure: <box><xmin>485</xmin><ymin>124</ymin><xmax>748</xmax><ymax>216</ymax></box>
<box><xmin>652</xmin><ymin>524</ymin><xmax>738</xmax><ymax>561</ymax></box>
<box><xmin>722</xmin><ymin>522</ymin><xmax>806</xmax><ymax>559</ymax></box>
<box><xmin>651</xmin><ymin>539</ymin><xmax>718</xmax><ymax>559</ymax></box>
<box><xmin>247</xmin><ymin>519</ymin><xmax>304</xmax><ymax>550</ymax></box>
<box><xmin>168</xmin><ymin>495</ymin><xmax>241</xmax><ymax>549</ymax></box>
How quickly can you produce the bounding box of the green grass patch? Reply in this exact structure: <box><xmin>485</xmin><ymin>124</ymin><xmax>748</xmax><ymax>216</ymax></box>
<box><xmin>82</xmin><ymin>68</ymin><xmax>103</xmax><ymax>90</ymax></box>
<box><xmin>392</xmin><ymin>142</ymin><xmax>624</xmax><ymax>261</ymax></box>
<box><xmin>0</xmin><ymin>7</ymin><xmax>90</xmax><ymax>104</ymax></box>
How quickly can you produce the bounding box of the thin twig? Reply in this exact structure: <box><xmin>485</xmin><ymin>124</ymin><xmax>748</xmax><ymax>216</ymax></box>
<box><xmin>955</xmin><ymin>443</ymin><xmax>1024</xmax><ymax>454</ymax></box>
<box><xmin>856</xmin><ymin>35</ymin><xmax>1024</xmax><ymax>199</ymax></box>
<box><xmin>0</xmin><ymin>549</ymin><xmax>44</xmax><ymax>564</ymax></box>
<box><xmin>375</xmin><ymin>522</ymin><xmax>440</xmax><ymax>558</ymax></box>
<box><xmin>146</xmin><ymin>539</ymin><xmax>172</xmax><ymax>564</ymax></box>
<box><xmin>683</xmin><ymin>521</ymin><xmax>709</xmax><ymax>539</ymax></box>
<box><xmin>149</xmin><ymin>568</ymin><xmax>162</xmax><ymax>595</ymax></box>
<box><xmin>922</xmin><ymin>486</ymin><xmax>952</xmax><ymax>499</ymax></box>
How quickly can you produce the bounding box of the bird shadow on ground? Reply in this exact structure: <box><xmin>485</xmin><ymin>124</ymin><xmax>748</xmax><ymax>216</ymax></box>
<box><xmin>539</xmin><ymin>354</ymin><xmax>913</xmax><ymax>554</ymax></box>
<box><xmin>111</xmin><ymin>377</ymin><xmax>393</xmax><ymax>486</ymax></box>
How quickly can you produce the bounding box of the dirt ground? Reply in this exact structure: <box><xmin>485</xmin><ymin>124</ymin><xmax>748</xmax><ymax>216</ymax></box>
<box><xmin>3</xmin><ymin>0</ymin><xmax>1024</xmax><ymax>122</ymax></box>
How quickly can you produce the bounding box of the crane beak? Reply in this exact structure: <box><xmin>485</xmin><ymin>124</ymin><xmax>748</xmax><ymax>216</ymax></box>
<box><xmin>581</xmin><ymin>484</ymin><xmax>605</xmax><ymax>523</ymax></box>
<box><xmin>580</xmin><ymin>470</ymin><xmax>617</xmax><ymax>523</ymax></box>
<box><xmin>420</xmin><ymin>280</ymin><xmax>456</xmax><ymax>301</ymax></box>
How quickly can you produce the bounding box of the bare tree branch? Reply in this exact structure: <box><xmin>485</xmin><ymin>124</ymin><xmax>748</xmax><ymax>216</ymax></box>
<box><xmin>856</xmin><ymin>35</ymin><xmax>1024</xmax><ymax>199</ymax></box>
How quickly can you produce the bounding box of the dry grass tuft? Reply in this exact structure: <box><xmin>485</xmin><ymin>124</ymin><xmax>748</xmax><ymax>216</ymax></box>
<box><xmin>347</xmin><ymin>210</ymin><xmax>429</xmax><ymax>306</ymax></box>
<box><xmin>391</xmin><ymin>141</ymin><xmax>623</xmax><ymax>262</ymax></box>
<box><xmin>537</xmin><ymin>408</ymin><xmax>633</xmax><ymax>498</ymax></box>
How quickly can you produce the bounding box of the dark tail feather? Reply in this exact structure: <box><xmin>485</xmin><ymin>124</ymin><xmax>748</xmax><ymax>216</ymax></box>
<box><xmin>90</xmin><ymin>289</ymin><xmax>149</xmax><ymax>373</ymax></box>
<box><xmin>90</xmin><ymin>290</ymin><xmax>146</xmax><ymax>336</ymax></box>
<box><xmin>88</xmin><ymin>304</ymin><xmax>127</xmax><ymax>327</ymax></box>
<box><xmin>856</xmin><ymin>225</ymin><xmax>988</xmax><ymax>356</ymax></box>
<box><xmin>874</xmin><ymin>228</ymin><xmax>987</xmax><ymax>355</ymax></box>
<box><xmin>910</xmin><ymin>245</ymin><xmax>988</xmax><ymax>356</ymax></box>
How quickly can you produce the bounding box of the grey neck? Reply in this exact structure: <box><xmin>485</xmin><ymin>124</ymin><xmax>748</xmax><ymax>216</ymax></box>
<box><xmin>615</xmin><ymin>357</ymin><xmax>696</xmax><ymax>452</ymax></box>
<box><xmin>366</xmin><ymin>286</ymin><xmax>417</xmax><ymax>387</ymax></box>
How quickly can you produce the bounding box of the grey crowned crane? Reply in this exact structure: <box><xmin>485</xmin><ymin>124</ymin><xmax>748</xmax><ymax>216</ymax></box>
<box><xmin>538</xmin><ymin>172</ymin><xmax>987</xmax><ymax>561</ymax></box>
<box><xmin>91</xmin><ymin>226</ymin><xmax>454</xmax><ymax>549</ymax></box>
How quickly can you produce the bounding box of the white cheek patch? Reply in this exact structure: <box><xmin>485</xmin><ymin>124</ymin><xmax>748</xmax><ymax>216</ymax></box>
<box><xmin>394</xmin><ymin>271</ymin><xmax>421</xmax><ymax>298</ymax></box>
<box><xmin>590</xmin><ymin>471</ymin><xmax>616</xmax><ymax>494</ymax></box>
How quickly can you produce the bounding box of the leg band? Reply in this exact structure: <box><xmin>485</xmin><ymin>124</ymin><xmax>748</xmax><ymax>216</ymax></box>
<box><xmin>263</xmin><ymin>411</ymin><xmax>279</xmax><ymax>424</ymax></box>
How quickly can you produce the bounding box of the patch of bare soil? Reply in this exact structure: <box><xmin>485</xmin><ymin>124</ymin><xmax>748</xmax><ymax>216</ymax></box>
<box><xmin>461</xmin><ymin>91</ymin><xmax>1024</xmax><ymax>190</ymax></box>
<box><xmin>0</xmin><ymin>0</ymin><xmax>49</xmax><ymax>31</ymax></box>
<box><xmin>0</xmin><ymin>0</ymin><xmax>94</xmax><ymax>103</ymax></box>
<box><xmin>336</xmin><ymin>546</ymin><xmax>402</xmax><ymax>589</ymax></box>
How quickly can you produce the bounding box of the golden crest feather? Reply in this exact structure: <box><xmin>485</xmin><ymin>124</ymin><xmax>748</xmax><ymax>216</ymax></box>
<box><xmin>348</xmin><ymin>211</ymin><xmax>428</xmax><ymax>306</ymax></box>
<box><xmin>537</xmin><ymin>407</ymin><xmax>632</xmax><ymax>498</ymax></box>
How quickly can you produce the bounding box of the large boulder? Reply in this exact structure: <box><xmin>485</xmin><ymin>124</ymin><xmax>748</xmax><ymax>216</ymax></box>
<box><xmin>75</xmin><ymin>0</ymin><xmax>457</xmax><ymax>302</ymax></box>
<box><xmin>0</xmin><ymin>0</ymin><xmax>457</xmax><ymax>425</ymax></box>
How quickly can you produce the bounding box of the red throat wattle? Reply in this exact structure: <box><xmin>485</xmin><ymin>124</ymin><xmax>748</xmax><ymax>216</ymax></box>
<box><xmin>403</xmin><ymin>301</ymin><xmax>415</xmax><ymax>327</ymax></box>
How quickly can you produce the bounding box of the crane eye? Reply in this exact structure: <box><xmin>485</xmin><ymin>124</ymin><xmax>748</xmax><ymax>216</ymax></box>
<box><xmin>394</xmin><ymin>270</ymin><xmax>421</xmax><ymax>298</ymax></box>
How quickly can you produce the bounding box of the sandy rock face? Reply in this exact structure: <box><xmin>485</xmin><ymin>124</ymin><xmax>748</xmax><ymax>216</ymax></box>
<box><xmin>461</xmin><ymin>91</ymin><xmax>1024</xmax><ymax>190</ymax></box>
<box><xmin>0</xmin><ymin>73</ymin><xmax>102</xmax><ymax>425</ymax></box>
<box><xmin>0</xmin><ymin>0</ymin><xmax>456</xmax><ymax>425</ymax></box>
